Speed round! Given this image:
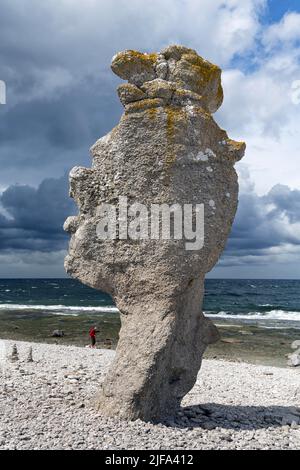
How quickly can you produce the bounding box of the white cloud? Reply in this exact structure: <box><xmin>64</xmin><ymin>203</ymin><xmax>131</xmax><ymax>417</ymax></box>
<box><xmin>263</xmin><ymin>12</ymin><xmax>300</xmax><ymax>48</ymax></box>
<box><xmin>209</xmin><ymin>168</ymin><xmax>300</xmax><ymax>277</ymax></box>
<box><xmin>214</xmin><ymin>10</ymin><xmax>300</xmax><ymax>196</ymax></box>
<box><xmin>1</xmin><ymin>0</ymin><xmax>267</xmax><ymax>105</ymax></box>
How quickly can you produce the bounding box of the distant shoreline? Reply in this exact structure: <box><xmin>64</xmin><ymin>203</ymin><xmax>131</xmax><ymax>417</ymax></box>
<box><xmin>1</xmin><ymin>320</ymin><xmax>299</xmax><ymax>369</ymax></box>
<box><xmin>1</xmin><ymin>278</ymin><xmax>299</xmax><ymax>368</ymax></box>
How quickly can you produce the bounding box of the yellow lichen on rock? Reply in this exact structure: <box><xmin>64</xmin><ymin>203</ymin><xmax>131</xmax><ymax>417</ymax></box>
<box><xmin>165</xmin><ymin>106</ymin><xmax>184</xmax><ymax>138</ymax></box>
<box><xmin>117</xmin><ymin>83</ymin><xmax>146</xmax><ymax>106</ymax></box>
<box><xmin>141</xmin><ymin>79</ymin><xmax>175</xmax><ymax>101</ymax></box>
<box><xmin>146</xmin><ymin>106</ymin><xmax>158</xmax><ymax>120</ymax></box>
<box><xmin>169</xmin><ymin>53</ymin><xmax>223</xmax><ymax>112</ymax></box>
<box><xmin>111</xmin><ymin>45</ymin><xmax>224</xmax><ymax>113</ymax></box>
<box><xmin>111</xmin><ymin>50</ymin><xmax>157</xmax><ymax>83</ymax></box>
<box><xmin>226</xmin><ymin>139</ymin><xmax>246</xmax><ymax>162</ymax></box>
<box><xmin>125</xmin><ymin>98</ymin><xmax>163</xmax><ymax>114</ymax></box>
<box><xmin>165</xmin><ymin>106</ymin><xmax>186</xmax><ymax>167</ymax></box>
<box><xmin>161</xmin><ymin>45</ymin><xmax>197</xmax><ymax>60</ymax></box>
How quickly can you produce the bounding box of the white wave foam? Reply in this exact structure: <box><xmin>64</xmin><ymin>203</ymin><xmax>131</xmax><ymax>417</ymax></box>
<box><xmin>1</xmin><ymin>304</ymin><xmax>299</xmax><ymax>323</ymax></box>
<box><xmin>259</xmin><ymin>326</ymin><xmax>293</xmax><ymax>330</ymax></box>
<box><xmin>0</xmin><ymin>304</ymin><xmax>119</xmax><ymax>314</ymax></box>
<box><xmin>206</xmin><ymin>310</ymin><xmax>300</xmax><ymax>322</ymax></box>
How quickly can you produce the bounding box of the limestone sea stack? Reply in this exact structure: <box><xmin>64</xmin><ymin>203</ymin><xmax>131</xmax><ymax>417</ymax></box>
<box><xmin>64</xmin><ymin>45</ymin><xmax>245</xmax><ymax>421</ymax></box>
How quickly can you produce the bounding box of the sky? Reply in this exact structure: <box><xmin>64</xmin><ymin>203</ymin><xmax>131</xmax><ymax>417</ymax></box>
<box><xmin>0</xmin><ymin>0</ymin><xmax>300</xmax><ymax>279</ymax></box>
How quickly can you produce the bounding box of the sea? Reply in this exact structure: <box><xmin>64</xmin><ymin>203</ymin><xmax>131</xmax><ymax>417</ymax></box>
<box><xmin>0</xmin><ymin>278</ymin><xmax>300</xmax><ymax>330</ymax></box>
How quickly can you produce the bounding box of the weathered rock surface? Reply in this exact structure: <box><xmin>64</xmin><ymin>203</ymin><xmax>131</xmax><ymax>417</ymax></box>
<box><xmin>64</xmin><ymin>45</ymin><xmax>245</xmax><ymax>421</ymax></box>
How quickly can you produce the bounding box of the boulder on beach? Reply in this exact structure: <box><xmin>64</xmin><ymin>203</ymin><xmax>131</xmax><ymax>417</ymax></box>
<box><xmin>51</xmin><ymin>330</ymin><xmax>64</xmax><ymax>338</ymax></box>
<box><xmin>288</xmin><ymin>352</ymin><xmax>300</xmax><ymax>367</ymax></box>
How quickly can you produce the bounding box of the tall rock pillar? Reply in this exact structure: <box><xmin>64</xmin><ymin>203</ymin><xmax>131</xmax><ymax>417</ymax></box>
<box><xmin>64</xmin><ymin>45</ymin><xmax>245</xmax><ymax>421</ymax></box>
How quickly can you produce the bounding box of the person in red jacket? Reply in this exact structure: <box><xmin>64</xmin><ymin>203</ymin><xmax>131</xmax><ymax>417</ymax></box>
<box><xmin>89</xmin><ymin>326</ymin><xmax>97</xmax><ymax>348</ymax></box>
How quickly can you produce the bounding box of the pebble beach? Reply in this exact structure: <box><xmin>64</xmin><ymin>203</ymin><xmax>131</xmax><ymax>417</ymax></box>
<box><xmin>0</xmin><ymin>340</ymin><xmax>299</xmax><ymax>450</ymax></box>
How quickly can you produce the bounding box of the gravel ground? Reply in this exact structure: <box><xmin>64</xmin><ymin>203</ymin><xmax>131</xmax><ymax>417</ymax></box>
<box><xmin>0</xmin><ymin>339</ymin><xmax>299</xmax><ymax>450</ymax></box>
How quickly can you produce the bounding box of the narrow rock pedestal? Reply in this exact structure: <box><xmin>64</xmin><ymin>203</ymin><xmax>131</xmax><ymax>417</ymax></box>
<box><xmin>64</xmin><ymin>45</ymin><xmax>245</xmax><ymax>421</ymax></box>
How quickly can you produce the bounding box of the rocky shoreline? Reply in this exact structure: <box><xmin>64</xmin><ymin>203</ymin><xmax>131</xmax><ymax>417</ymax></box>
<box><xmin>0</xmin><ymin>340</ymin><xmax>299</xmax><ymax>450</ymax></box>
<box><xmin>1</xmin><ymin>316</ymin><xmax>299</xmax><ymax>368</ymax></box>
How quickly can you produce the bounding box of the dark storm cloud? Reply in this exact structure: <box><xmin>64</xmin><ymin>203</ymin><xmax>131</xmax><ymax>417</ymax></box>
<box><xmin>1</xmin><ymin>172</ymin><xmax>299</xmax><ymax>261</ymax></box>
<box><xmin>218</xmin><ymin>183</ymin><xmax>300</xmax><ymax>267</ymax></box>
<box><xmin>0</xmin><ymin>0</ymin><xmax>264</xmax><ymax>186</ymax></box>
<box><xmin>265</xmin><ymin>184</ymin><xmax>300</xmax><ymax>223</ymax></box>
<box><xmin>0</xmin><ymin>173</ymin><xmax>75</xmax><ymax>252</ymax></box>
<box><xmin>0</xmin><ymin>1</ymin><xmax>125</xmax><ymax>186</ymax></box>
<box><xmin>0</xmin><ymin>0</ymin><xmax>299</xmax><ymax>277</ymax></box>
<box><xmin>0</xmin><ymin>74</ymin><xmax>122</xmax><ymax>184</ymax></box>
